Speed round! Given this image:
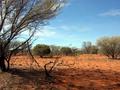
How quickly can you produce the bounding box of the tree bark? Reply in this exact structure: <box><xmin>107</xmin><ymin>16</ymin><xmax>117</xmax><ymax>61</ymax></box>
<box><xmin>6</xmin><ymin>60</ymin><xmax>10</xmax><ymax>71</ymax></box>
<box><xmin>0</xmin><ymin>56</ymin><xmax>6</xmax><ymax>72</ymax></box>
<box><xmin>112</xmin><ymin>54</ymin><xmax>115</xmax><ymax>59</ymax></box>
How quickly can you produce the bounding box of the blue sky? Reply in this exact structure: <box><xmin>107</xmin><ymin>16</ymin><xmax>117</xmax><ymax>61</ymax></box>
<box><xmin>34</xmin><ymin>0</ymin><xmax>120</xmax><ymax>48</ymax></box>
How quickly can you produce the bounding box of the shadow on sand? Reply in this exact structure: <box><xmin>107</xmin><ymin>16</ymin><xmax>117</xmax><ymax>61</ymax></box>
<box><xmin>3</xmin><ymin>68</ymin><xmax>120</xmax><ymax>90</ymax></box>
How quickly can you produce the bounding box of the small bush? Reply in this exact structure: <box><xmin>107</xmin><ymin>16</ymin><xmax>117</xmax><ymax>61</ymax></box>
<box><xmin>33</xmin><ymin>44</ymin><xmax>51</xmax><ymax>57</ymax></box>
<box><xmin>60</xmin><ymin>47</ymin><xmax>73</xmax><ymax>56</ymax></box>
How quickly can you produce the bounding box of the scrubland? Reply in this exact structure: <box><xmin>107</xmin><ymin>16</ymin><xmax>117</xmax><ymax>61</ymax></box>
<box><xmin>0</xmin><ymin>54</ymin><xmax>120</xmax><ymax>90</ymax></box>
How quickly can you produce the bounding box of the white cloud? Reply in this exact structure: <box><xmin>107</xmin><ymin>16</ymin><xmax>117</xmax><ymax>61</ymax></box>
<box><xmin>35</xmin><ymin>30</ymin><xmax>56</xmax><ymax>37</ymax></box>
<box><xmin>59</xmin><ymin>25</ymin><xmax>92</xmax><ymax>32</ymax></box>
<box><xmin>99</xmin><ymin>9</ymin><xmax>120</xmax><ymax>16</ymax></box>
<box><xmin>21</xmin><ymin>25</ymin><xmax>92</xmax><ymax>40</ymax></box>
<box><xmin>35</xmin><ymin>26</ymin><xmax>56</xmax><ymax>37</ymax></box>
<box><xmin>21</xmin><ymin>26</ymin><xmax>57</xmax><ymax>38</ymax></box>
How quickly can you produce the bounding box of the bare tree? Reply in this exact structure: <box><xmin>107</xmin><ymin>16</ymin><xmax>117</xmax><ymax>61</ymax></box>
<box><xmin>0</xmin><ymin>0</ymin><xmax>66</xmax><ymax>72</ymax></box>
<box><xmin>81</xmin><ymin>41</ymin><xmax>98</xmax><ymax>54</ymax></box>
<box><xmin>97</xmin><ymin>36</ymin><xmax>120</xmax><ymax>59</ymax></box>
<box><xmin>44</xmin><ymin>57</ymin><xmax>75</xmax><ymax>79</ymax></box>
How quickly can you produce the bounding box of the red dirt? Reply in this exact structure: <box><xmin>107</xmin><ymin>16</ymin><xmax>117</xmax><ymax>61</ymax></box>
<box><xmin>0</xmin><ymin>54</ymin><xmax>120</xmax><ymax>90</ymax></box>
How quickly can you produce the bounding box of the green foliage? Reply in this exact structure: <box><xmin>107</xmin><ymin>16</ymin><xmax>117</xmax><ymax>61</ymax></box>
<box><xmin>33</xmin><ymin>44</ymin><xmax>51</xmax><ymax>57</ymax></box>
<box><xmin>97</xmin><ymin>36</ymin><xmax>120</xmax><ymax>59</ymax></box>
<box><xmin>60</xmin><ymin>47</ymin><xmax>73</xmax><ymax>56</ymax></box>
<box><xmin>71</xmin><ymin>48</ymin><xmax>81</xmax><ymax>56</ymax></box>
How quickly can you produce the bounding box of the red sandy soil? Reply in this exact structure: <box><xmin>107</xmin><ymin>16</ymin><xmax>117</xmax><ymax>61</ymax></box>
<box><xmin>0</xmin><ymin>54</ymin><xmax>120</xmax><ymax>90</ymax></box>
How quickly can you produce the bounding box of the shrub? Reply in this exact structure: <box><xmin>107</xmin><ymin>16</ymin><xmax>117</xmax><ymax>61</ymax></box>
<box><xmin>60</xmin><ymin>47</ymin><xmax>73</xmax><ymax>56</ymax></box>
<box><xmin>97</xmin><ymin>36</ymin><xmax>120</xmax><ymax>59</ymax></box>
<box><xmin>33</xmin><ymin>44</ymin><xmax>51</xmax><ymax>57</ymax></box>
<box><xmin>71</xmin><ymin>48</ymin><xmax>81</xmax><ymax>56</ymax></box>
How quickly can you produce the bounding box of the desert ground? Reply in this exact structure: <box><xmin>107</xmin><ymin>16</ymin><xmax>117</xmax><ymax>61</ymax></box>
<box><xmin>0</xmin><ymin>54</ymin><xmax>120</xmax><ymax>90</ymax></box>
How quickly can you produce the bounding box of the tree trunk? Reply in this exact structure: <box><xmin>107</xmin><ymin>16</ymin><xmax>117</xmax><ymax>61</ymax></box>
<box><xmin>112</xmin><ymin>54</ymin><xmax>115</xmax><ymax>59</ymax></box>
<box><xmin>0</xmin><ymin>56</ymin><xmax>6</xmax><ymax>72</ymax></box>
<box><xmin>6</xmin><ymin>60</ymin><xmax>10</xmax><ymax>71</ymax></box>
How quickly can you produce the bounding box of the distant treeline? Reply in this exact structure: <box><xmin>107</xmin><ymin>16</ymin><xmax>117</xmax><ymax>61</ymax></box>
<box><xmin>32</xmin><ymin>36</ymin><xmax>120</xmax><ymax>59</ymax></box>
<box><xmin>7</xmin><ymin>36</ymin><xmax>120</xmax><ymax>59</ymax></box>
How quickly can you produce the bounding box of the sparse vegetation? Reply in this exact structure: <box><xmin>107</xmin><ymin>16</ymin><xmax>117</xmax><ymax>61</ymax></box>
<box><xmin>81</xmin><ymin>41</ymin><xmax>98</xmax><ymax>54</ymax></box>
<box><xmin>97</xmin><ymin>36</ymin><xmax>120</xmax><ymax>59</ymax></box>
<box><xmin>0</xmin><ymin>55</ymin><xmax>120</xmax><ymax>90</ymax></box>
<box><xmin>0</xmin><ymin>0</ymin><xmax>120</xmax><ymax>90</ymax></box>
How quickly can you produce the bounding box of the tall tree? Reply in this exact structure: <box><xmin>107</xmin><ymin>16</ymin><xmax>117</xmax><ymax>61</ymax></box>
<box><xmin>0</xmin><ymin>0</ymin><xmax>66</xmax><ymax>72</ymax></box>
